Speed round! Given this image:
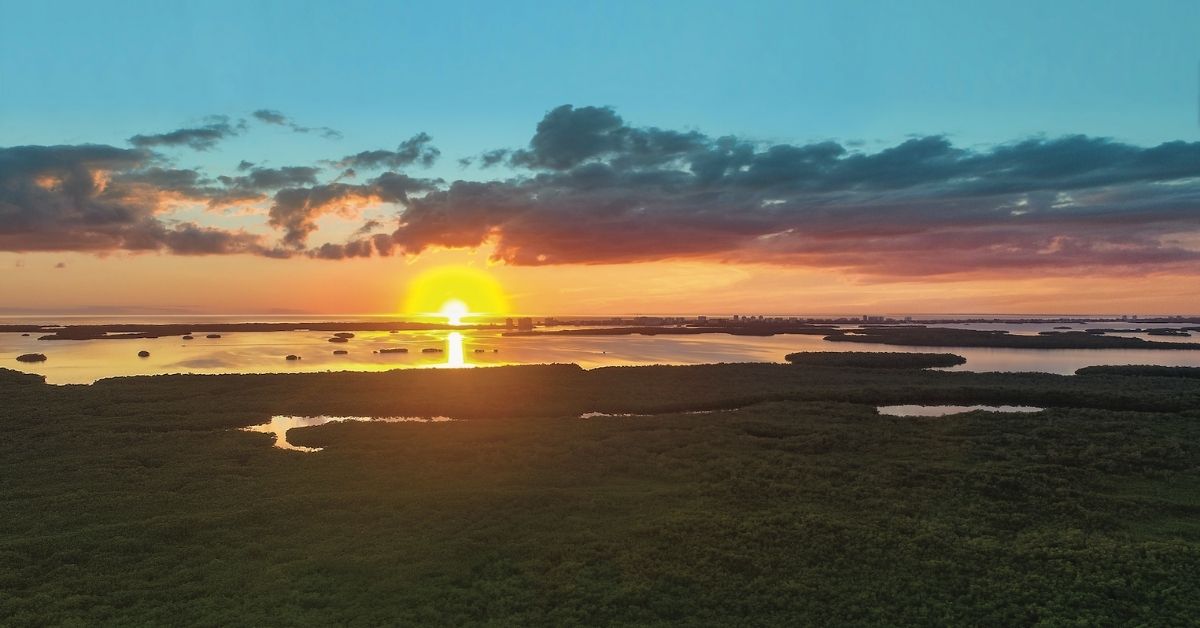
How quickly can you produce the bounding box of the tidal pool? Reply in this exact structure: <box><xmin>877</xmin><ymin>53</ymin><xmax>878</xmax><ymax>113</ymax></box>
<box><xmin>243</xmin><ymin>414</ymin><xmax>453</xmax><ymax>452</ymax></box>
<box><xmin>877</xmin><ymin>404</ymin><xmax>1044</xmax><ymax>417</ymax></box>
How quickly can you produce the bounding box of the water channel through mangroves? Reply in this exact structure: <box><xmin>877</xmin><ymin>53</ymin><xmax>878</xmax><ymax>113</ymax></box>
<box><xmin>243</xmin><ymin>415</ymin><xmax>454</xmax><ymax>452</ymax></box>
<box><xmin>876</xmin><ymin>405</ymin><xmax>1044</xmax><ymax>417</ymax></box>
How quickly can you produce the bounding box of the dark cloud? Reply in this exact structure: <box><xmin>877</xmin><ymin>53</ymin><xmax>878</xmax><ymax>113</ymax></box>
<box><xmin>373</xmin><ymin>106</ymin><xmax>1200</xmax><ymax>276</ymax></box>
<box><xmin>267</xmin><ymin>173</ymin><xmax>437</xmax><ymax>248</ymax></box>
<box><xmin>218</xmin><ymin>166</ymin><xmax>321</xmax><ymax>192</ymax></box>
<box><xmin>128</xmin><ymin>116</ymin><xmax>244</xmax><ymax>151</ymax></box>
<box><xmin>5</xmin><ymin>106</ymin><xmax>1200</xmax><ymax>276</ymax></box>
<box><xmin>507</xmin><ymin>105</ymin><xmax>707</xmax><ymax>170</ymax></box>
<box><xmin>253</xmin><ymin>109</ymin><xmax>342</xmax><ymax>139</ymax></box>
<box><xmin>252</xmin><ymin>109</ymin><xmax>289</xmax><ymax>125</ymax></box>
<box><xmin>0</xmin><ymin>144</ymin><xmax>270</xmax><ymax>256</ymax></box>
<box><xmin>353</xmin><ymin>219</ymin><xmax>383</xmax><ymax>236</ymax></box>
<box><xmin>337</xmin><ymin>133</ymin><xmax>441</xmax><ymax>170</ymax></box>
<box><xmin>479</xmin><ymin>149</ymin><xmax>510</xmax><ymax>168</ymax></box>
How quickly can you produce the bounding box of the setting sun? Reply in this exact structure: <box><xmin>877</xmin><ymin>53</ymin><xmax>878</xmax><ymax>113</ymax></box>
<box><xmin>439</xmin><ymin>299</ymin><xmax>469</xmax><ymax>325</ymax></box>
<box><xmin>402</xmin><ymin>266</ymin><xmax>510</xmax><ymax>323</ymax></box>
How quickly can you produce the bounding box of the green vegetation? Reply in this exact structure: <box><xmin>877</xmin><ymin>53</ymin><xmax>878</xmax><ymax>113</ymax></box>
<box><xmin>784</xmin><ymin>351</ymin><xmax>965</xmax><ymax>368</ymax></box>
<box><xmin>2</xmin><ymin>361</ymin><xmax>1199</xmax><ymax>625</ymax></box>
<box><xmin>826</xmin><ymin>327</ymin><xmax>1200</xmax><ymax>350</ymax></box>
<box><xmin>1077</xmin><ymin>365</ymin><xmax>1200</xmax><ymax>379</ymax></box>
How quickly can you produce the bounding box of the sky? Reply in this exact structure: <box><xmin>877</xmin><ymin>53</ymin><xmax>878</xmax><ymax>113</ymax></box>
<box><xmin>1</xmin><ymin>0</ymin><xmax>1198</xmax><ymax>315</ymax></box>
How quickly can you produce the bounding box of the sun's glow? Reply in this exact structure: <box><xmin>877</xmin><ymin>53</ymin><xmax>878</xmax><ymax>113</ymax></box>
<box><xmin>403</xmin><ymin>266</ymin><xmax>510</xmax><ymax>322</ymax></box>
<box><xmin>440</xmin><ymin>299</ymin><xmax>469</xmax><ymax>325</ymax></box>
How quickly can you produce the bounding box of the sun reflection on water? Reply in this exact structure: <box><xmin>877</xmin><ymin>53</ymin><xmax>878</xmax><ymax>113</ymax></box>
<box><xmin>445</xmin><ymin>331</ymin><xmax>467</xmax><ymax>368</ymax></box>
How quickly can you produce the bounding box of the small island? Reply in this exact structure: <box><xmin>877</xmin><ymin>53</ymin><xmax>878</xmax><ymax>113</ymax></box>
<box><xmin>784</xmin><ymin>351</ymin><xmax>966</xmax><ymax>369</ymax></box>
<box><xmin>824</xmin><ymin>327</ymin><xmax>1200</xmax><ymax>350</ymax></box>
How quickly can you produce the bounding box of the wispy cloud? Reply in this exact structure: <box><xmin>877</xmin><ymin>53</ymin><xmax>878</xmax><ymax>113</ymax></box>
<box><xmin>252</xmin><ymin>109</ymin><xmax>342</xmax><ymax>139</ymax></box>
<box><xmin>128</xmin><ymin>115</ymin><xmax>246</xmax><ymax>151</ymax></box>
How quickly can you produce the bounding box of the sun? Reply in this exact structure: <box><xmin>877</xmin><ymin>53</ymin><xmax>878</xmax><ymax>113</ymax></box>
<box><xmin>439</xmin><ymin>299</ymin><xmax>469</xmax><ymax>325</ymax></box>
<box><xmin>403</xmin><ymin>266</ymin><xmax>510</xmax><ymax>323</ymax></box>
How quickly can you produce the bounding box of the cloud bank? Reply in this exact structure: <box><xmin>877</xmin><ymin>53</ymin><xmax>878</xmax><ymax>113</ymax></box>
<box><xmin>3</xmin><ymin>105</ymin><xmax>1198</xmax><ymax>277</ymax></box>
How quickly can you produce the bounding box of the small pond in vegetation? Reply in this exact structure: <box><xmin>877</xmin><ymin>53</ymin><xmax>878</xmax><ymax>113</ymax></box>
<box><xmin>243</xmin><ymin>415</ymin><xmax>453</xmax><ymax>452</ymax></box>
<box><xmin>876</xmin><ymin>404</ymin><xmax>1043</xmax><ymax>417</ymax></box>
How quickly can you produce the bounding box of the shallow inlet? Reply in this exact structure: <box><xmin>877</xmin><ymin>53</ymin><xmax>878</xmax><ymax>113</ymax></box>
<box><xmin>877</xmin><ymin>404</ymin><xmax>1043</xmax><ymax>417</ymax></box>
<box><xmin>242</xmin><ymin>415</ymin><xmax>453</xmax><ymax>452</ymax></box>
<box><xmin>579</xmin><ymin>409</ymin><xmax>724</xmax><ymax>419</ymax></box>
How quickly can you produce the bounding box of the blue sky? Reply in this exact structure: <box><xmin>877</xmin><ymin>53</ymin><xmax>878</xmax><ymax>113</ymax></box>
<box><xmin>2</xmin><ymin>0</ymin><xmax>1197</xmax><ymax>181</ymax></box>
<box><xmin>2</xmin><ymin>0</ymin><xmax>1200</xmax><ymax>315</ymax></box>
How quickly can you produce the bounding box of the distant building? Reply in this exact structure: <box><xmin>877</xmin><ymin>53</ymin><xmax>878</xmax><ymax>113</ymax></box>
<box><xmin>697</xmin><ymin>315</ymin><xmax>707</xmax><ymax>322</ymax></box>
<box><xmin>505</xmin><ymin>317</ymin><xmax>514</xmax><ymax>329</ymax></box>
<box><xmin>517</xmin><ymin>317</ymin><xmax>534</xmax><ymax>331</ymax></box>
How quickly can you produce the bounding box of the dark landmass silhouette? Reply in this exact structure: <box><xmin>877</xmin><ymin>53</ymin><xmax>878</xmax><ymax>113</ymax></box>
<box><xmin>1146</xmin><ymin>328</ymin><xmax>1191</xmax><ymax>337</ymax></box>
<box><xmin>785</xmin><ymin>351</ymin><xmax>966</xmax><ymax>368</ymax></box>
<box><xmin>1074</xmin><ymin>365</ymin><xmax>1200</xmax><ymax>378</ymax></box>
<box><xmin>504</xmin><ymin>324</ymin><xmax>1200</xmax><ymax>349</ymax></box>
<box><xmin>1</xmin><ymin>360</ymin><xmax>1198</xmax><ymax>624</ymax></box>
<box><xmin>826</xmin><ymin>327</ymin><xmax>1200</xmax><ymax>350</ymax></box>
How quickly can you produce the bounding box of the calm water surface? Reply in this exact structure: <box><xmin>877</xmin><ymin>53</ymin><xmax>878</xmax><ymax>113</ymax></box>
<box><xmin>877</xmin><ymin>405</ymin><xmax>1044</xmax><ymax>417</ymax></box>
<box><xmin>244</xmin><ymin>414</ymin><xmax>453</xmax><ymax>452</ymax></box>
<box><xmin>3</xmin><ymin>318</ymin><xmax>1198</xmax><ymax>384</ymax></box>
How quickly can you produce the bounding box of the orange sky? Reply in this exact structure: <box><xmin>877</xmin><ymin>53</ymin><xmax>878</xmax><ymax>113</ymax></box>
<box><xmin>2</xmin><ymin>249</ymin><xmax>1194</xmax><ymax>316</ymax></box>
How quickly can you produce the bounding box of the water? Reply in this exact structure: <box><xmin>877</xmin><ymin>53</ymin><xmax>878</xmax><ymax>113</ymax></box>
<box><xmin>579</xmin><ymin>410</ymin><xmax>722</xmax><ymax>419</ymax></box>
<box><xmin>3</xmin><ymin>318</ymin><xmax>1198</xmax><ymax>384</ymax></box>
<box><xmin>877</xmin><ymin>405</ymin><xmax>1044</xmax><ymax>417</ymax></box>
<box><xmin>242</xmin><ymin>415</ymin><xmax>453</xmax><ymax>452</ymax></box>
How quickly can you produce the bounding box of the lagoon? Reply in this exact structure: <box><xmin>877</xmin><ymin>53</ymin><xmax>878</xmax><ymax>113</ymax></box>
<box><xmin>3</xmin><ymin>318</ymin><xmax>1200</xmax><ymax>384</ymax></box>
